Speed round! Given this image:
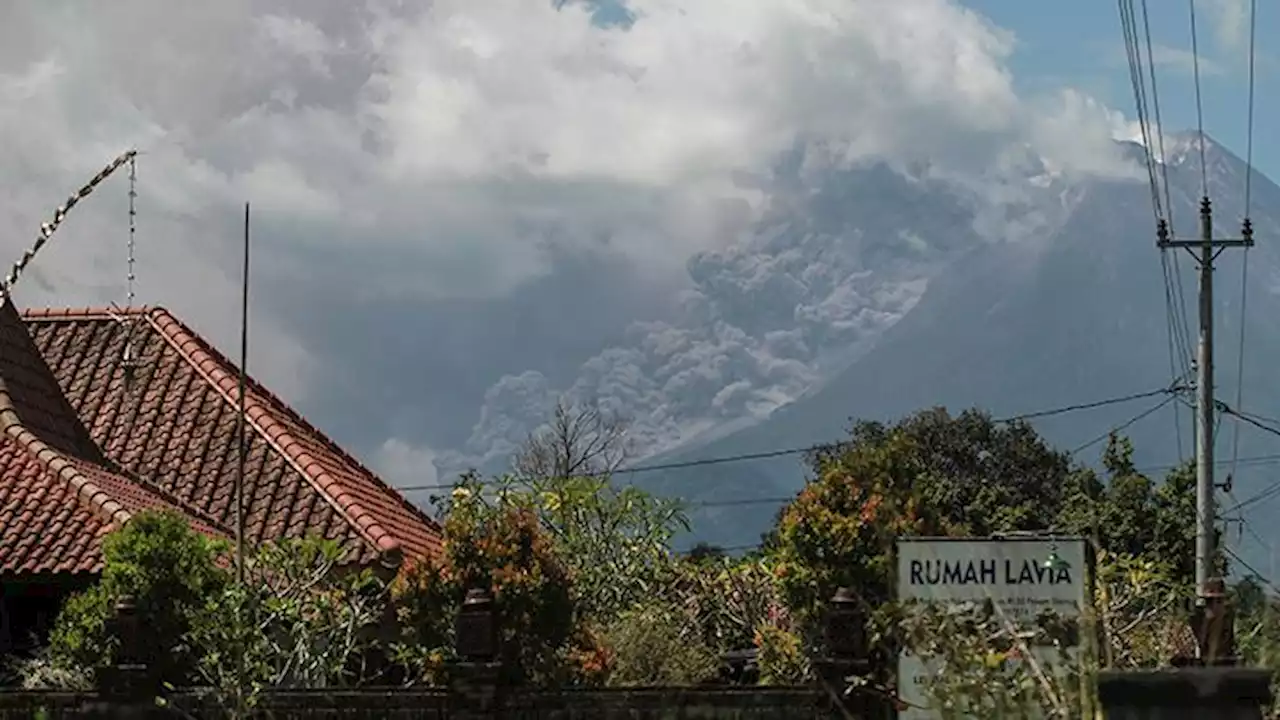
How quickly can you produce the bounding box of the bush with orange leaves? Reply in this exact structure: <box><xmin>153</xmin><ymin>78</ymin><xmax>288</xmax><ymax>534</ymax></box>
<box><xmin>391</xmin><ymin>474</ymin><xmax>608</xmax><ymax>687</ymax></box>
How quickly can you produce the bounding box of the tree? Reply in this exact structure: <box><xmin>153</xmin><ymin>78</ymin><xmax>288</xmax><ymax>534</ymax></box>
<box><xmin>686</xmin><ymin>543</ymin><xmax>726</xmax><ymax>563</ymax></box>
<box><xmin>503</xmin><ymin>398</ymin><xmax>687</xmax><ymax>624</ymax></box>
<box><xmin>772</xmin><ymin>408</ymin><xmax>1072</xmax><ymax>619</ymax></box>
<box><xmin>1056</xmin><ymin>434</ymin><xmax>1198</xmax><ymax>588</ymax></box>
<box><xmin>818</xmin><ymin>408</ymin><xmax>1074</xmax><ymax>537</ymax></box>
<box><xmin>185</xmin><ymin>537</ymin><xmax>389</xmax><ymax>708</ymax></box>
<box><xmin>27</xmin><ymin>512</ymin><xmax>392</xmax><ymax>706</ymax></box>
<box><xmin>771</xmin><ymin>427</ymin><xmax>951</xmax><ymax>624</ymax></box>
<box><xmin>514</xmin><ymin>398</ymin><xmax>631</xmax><ymax>480</ymax></box>
<box><xmin>489</xmin><ymin>472</ymin><xmax>689</xmax><ymax>624</ymax></box>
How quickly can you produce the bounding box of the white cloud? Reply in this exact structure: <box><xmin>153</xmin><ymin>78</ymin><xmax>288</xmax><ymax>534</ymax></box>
<box><xmin>1202</xmin><ymin>0</ymin><xmax>1250</xmax><ymax>52</ymax></box>
<box><xmin>0</xmin><ymin>0</ymin><xmax>1127</xmax><ymax>301</ymax></box>
<box><xmin>1146</xmin><ymin>43</ymin><xmax>1226</xmax><ymax>77</ymax></box>
<box><xmin>373</xmin><ymin>437</ymin><xmax>441</xmax><ymax>491</ymax></box>
<box><xmin>0</xmin><ymin>0</ymin><xmax>1139</xmax><ymax>473</ymax></box>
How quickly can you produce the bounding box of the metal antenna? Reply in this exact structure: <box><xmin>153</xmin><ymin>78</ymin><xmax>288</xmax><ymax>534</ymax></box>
<box><xmin>236</xmin><ymin>201</ymin><xmax>249</xmax><ymax>585</ymax></box>
<box><xmin>121</xmin><ymin>153</ymin><xmax>140</xmax><ymax>390</ymax></box>
<box><xmin>127</xmin><ymin>153</ymin><xmax>137</xmax><ymax>308</ymax></box>
<box><xmin>234</xmin><ymin>202</ymin><xmax>251</xmax><ymax>718</ymax></box>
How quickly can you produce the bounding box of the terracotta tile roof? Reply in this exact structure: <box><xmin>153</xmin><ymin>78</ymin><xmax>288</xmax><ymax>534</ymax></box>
<box><xmin>0</xmin><ymin>302</ymin><xmax>224</xmax><ymax>576</ymax></box>
<box><xmin>22</xmin><ymin>305</ymin><xmax>443</xmax><ymax>570</ymax></box>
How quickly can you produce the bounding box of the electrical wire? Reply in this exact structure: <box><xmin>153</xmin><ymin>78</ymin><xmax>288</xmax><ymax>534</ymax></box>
<box><xmin>1245</xmin><ymin>0</ymin><xmax>1259</xmax><ymax>215</ymax></box>
<box><xmin>1225</xmin><ymin>483</ymin><xmax>1280</xmax><ymax>517</ymax></box>
<box><xmin>1140</xmin><ymin>0</ymin><xmax>1177</xmax><ymax>226</ymax></box>
<box><xmin>1221</xmin><ymin>543</ymin><xmax>1280</xmax><ymax>595</ymax></box>
<box><xmin>1214</xmin><ymin>405</ymin><xmax>1280</xmax><ymax>516</ymax></box>
<box><xmin>1067</xmin><ymin>394</ymin><xmax>1178</xmax><ymax>457</ymax></box>
<box><xmin>1229</xmin><ymin>0</ymin><xmax>1260</xmax><ymax>498</ymax></box>
<box><xmin>1120</xmin><ymin>0</ymin><xmax>1193</xmax><ymax>457</ymax></box>
<box><xmin>1137</xmin><ymin>0</ymin><xmax>1191</xmax><ymax>370</ymax></box>
<box><xmin>393</xmin><ymin>385</ymin><xmax>1185</xmax><ymax>493</ymax></box>
<box><xmin>1188</xmin><ymin>0</ymin><xmax>1209</xmax><ymax>197</ymax></box>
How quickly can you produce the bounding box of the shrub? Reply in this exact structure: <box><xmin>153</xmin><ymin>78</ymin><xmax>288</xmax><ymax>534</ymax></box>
<box><xmin>393</xmin><ymin>478</ymin><xmax>603</xmax><ymax>687</ymax></box>
<box><xmin>599</xmin><ymin>601</ymin><xmax>719</xmax><ymax>686</ymax></box>
<box><xmin>37</xmin><ymin>510</ymin><xmax>227</xmax><ymax>687</ymax></box>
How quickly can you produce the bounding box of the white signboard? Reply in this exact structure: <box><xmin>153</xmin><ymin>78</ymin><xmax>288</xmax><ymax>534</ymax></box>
<box><xmin>895</xmin><ymin>537</ymin><xmax>1089</xmax><ymax>719</ymax></box>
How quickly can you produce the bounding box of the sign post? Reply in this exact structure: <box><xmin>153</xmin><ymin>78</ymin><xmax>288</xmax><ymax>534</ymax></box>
<box><xmin>895</xmin><ymin>536</ymin><xmax>1091</xmax><ymax>719</ymax></box>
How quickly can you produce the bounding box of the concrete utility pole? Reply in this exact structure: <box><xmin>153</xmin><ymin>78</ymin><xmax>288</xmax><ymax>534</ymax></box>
<box><xmin>1158</xmin><ymin>196</ymin><xmax>1253</xmax><ymax>661</ymax></box>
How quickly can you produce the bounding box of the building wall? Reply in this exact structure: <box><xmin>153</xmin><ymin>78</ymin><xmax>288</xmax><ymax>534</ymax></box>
<box><xmin>0</xmin><ymin>578</ymin><xmax>92</xmax><ymax>660</ymax></box>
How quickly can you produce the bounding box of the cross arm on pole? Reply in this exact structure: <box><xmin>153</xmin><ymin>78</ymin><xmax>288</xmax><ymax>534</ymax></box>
<box><xmin>1158</xmin><ymin>238</ymin><xmax>1254</xmax><ymax>249</ymax></box>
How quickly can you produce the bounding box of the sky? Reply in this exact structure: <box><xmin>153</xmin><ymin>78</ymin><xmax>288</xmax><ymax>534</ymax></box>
<box><xmin>0</xmin><ymin>0</ymin><xmax>1269</xmax><ymax>495</ymax></box>
<box><xmin>972</xmin><ymin>0</ymin><xmax>1275</xmax><ymax>186</ymax></box>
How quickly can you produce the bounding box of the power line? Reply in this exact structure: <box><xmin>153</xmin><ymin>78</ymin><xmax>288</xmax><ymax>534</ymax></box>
<box><xmin>1139</xmin><ymin>0</ymin><xmax>1177</xmax><ymax>226</ymax></box>
<box><xmin>1230</xmin><ymin>0</ymin><xmax>1260</xmax><ymax>510</ymax></box>
<box><xmin>1119</xmin><ymin>0</ymin><xmax>1193</xmax><ymax>457</ymax></box>
<box><xmin>1224</xmin><ymin>482</ymin><xmax>1280</xmax><ymax>517</ymax></box>
<box><xmin>1218</xmin><ymin>414</ymin><xmax>1280</xmax><ymax>516</ymax></box>
<box><xmin>1214</xmin><ymin>404</ymin><xmax>1280</xmax><ymax>516</ymax></box>
<box><xmin>1222</xmin><ymin>543</ymin><xmax>1280</xmax><ymax>595</ymax></box>
<box><xmin>395</xmin><ymin>385</ymin><xmax>1186</xmax><ymax>494</ymax></box>
<box><xmin>998</xmin><ymin>385</ymin><xmax>1178</xmax><ymax>422</ymax></box>
<box><xmin>1188</xmin><ymin>0</ymin><xmax>1210</xmax><ymax>196</ymax></box>
<box><xmin>1068</xmin><ymin>394</ymin><xmax>1178</xmax><ymax>456</ymax></box>
<box><xmin>397</xmin><ymin>451</ymin><xmax>1280</xmax><ymax>498</ymax></box>
<box><xmin>1218</xmin><ymin>404</ymin><xmax>1280</xmax><ymax>441</ymax></box>
<box><xmin>1245</xmin><ymin>0</ymin><xmax>1259</xmax><ymax>215</ymax></box>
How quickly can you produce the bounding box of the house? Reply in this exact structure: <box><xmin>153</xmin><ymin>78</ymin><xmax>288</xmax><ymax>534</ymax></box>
<box><xmin>0</xmin><ymin>304</ymin><xmax>442</xmax><ymax>652</ymax></box>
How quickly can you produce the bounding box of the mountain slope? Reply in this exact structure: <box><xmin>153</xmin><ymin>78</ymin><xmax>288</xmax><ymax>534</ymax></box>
<box><xmin>646</xmin><ymin>137</ymin><xmax>1280</xmax><ymax>564</ymax></box>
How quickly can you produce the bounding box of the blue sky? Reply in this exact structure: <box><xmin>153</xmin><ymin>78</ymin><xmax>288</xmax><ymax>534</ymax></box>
<box><xmin>970</xmin><ymin>0</ymin><xmax>1276</xmax><ymax>185</ymax></box>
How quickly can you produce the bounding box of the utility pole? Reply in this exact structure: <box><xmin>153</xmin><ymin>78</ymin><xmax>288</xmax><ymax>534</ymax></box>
<box><xmin>1158</xmin><ymin>197</ymin><xmax>1253</xmax><ymax>662</ymax></box>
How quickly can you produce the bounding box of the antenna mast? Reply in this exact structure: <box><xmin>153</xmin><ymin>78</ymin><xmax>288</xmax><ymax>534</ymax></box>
<box><xmin>234</xmin><ymin>202</ymin><xmax>251</xmax><ymax>718</ymax></box>
<box><xmin>0</xmin><ymin>150</ymin><xmax>138</xmax><ymax>305</ymax></box>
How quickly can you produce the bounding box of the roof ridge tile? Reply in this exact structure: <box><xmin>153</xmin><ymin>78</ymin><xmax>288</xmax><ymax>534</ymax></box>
<box><xmin>2</xmin><ymin>418</ymin><xmax>131</xmax><ymax>528</ymax></box>
<box><xmin>22</xmin><ymin>306</ymin><xmax>152</xmax><ymax>320</ymax></box>
<box><xmin>140</xmin><ymin>308</ymin><xmax>412</xmax><ymax>560</ymax></box>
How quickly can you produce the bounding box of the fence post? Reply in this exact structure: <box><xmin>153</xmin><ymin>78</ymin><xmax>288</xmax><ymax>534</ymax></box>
<box><xmin>817</xmin><ymin>587</ymin><xmax>891</xmax><ymax>719</ymax></box>
<box><xmin>450</xmin><ymin>586</ymin><xmax>503</xmax><ymax>720</ymax></box>
<box><xmin>87</xmin><ymin>595</ymin><xmax>159</xmax><ymax>719</ymax></box>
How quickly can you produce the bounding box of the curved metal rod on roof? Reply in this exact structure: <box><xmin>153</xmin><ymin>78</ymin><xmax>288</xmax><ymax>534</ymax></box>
<box><xmin>0</xmin><ymin>149</ymin><xmax>139</xmax><ymax>305</ymax></box>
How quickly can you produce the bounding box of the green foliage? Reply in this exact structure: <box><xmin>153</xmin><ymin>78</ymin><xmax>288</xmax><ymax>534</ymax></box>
<box><xmin>1092</xmin><ymin>550</ymin><xmax>1190</xmax><ymax>668</ymax></box>
<box><xmin>1233</xmin><ymin>576</ymin><xmax>1280</xmax><ymax>716</ymax></box>
<box><xmin>1057</xmin><ymin>435</ymin><xmax>1199</xmax><ymax>587</ymax></box>
<box><xmin>598</xmin><ymin>600</ymin><xmax>720</xmax><ymax>686</ymax></box>
<box><xmin>770</xmin><ymin>428</ymin><xmax>950</xmax><ymax>625</ymax></box>
<box><xmin>28</xmin><ymin>511</ymin><xmax>390</xmax><ymax>710</ymax></box>
<box><xmin>686</xmin><ymin>543</ymin><xmax>727</xmax><ymax>564</ymax></box>
<box><xmin>770</xmin><ymin>409</ymin><xmax>1073</xmax><ymax>624</ymax></box>
<box><xmin>834</xmin><ymin>408</ymin><xmax>1073</xmax><ymax>536</ymax></box>
<box><xmin>488</xmin><ymin>472</ymin><xmax>689</xmax><ymax>624</ymax></box>
<box><xmin>39</xmin><ymin>510</ymin><xmax>227</xmax><ymax>686</ymax></box>
<box><xmin>186</xmin><ymin>536</ymin><xmax>389</xmax><ymax>705</ymax></box>
<box><xmin>663</xmin><ymin>556</ymin><xmax>794</xmax><ymax>654</ymax></box>
<box><xmin>394</xmin><ymin>476</ymin><xmax>606</xmax><ymax>687</ymax></box>
<box><xmin>9</xmin><ymin>645</ymin><xmax>93</xmax><ymax>691</ymax></box>
<box><xmin>598</xmin><ymin>554</ymin><xmax>805</xmax><ymax>686</ymax></box>
<box><xmin>754</xmin><ymin>625</ymin><xmax>808</xmax><ymax>686</ymax></box>
<box><xmin>896</xmin><ymin>600</ymin><xmax>1087</xmax><ymax>719</ymax></box>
